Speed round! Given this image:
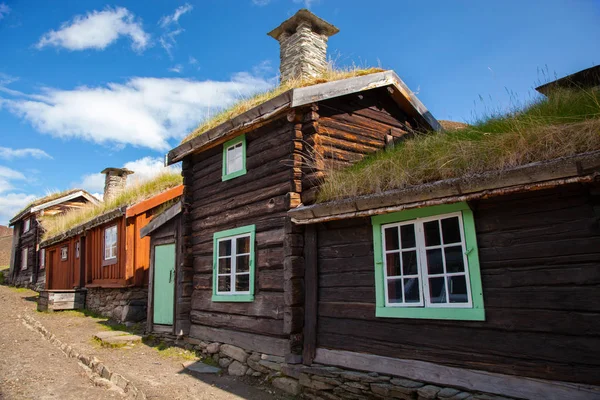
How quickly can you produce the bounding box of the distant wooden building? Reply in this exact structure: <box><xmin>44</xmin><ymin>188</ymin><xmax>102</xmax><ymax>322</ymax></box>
<box><xmin>8</xmin><ymin>190</ymin><xmax>99</xmax><ymax>290</ymax></box>
<box><xmin>40</xmin><ymin>168</ymin><xmax>183</xmax><ymax>322</ymax></box>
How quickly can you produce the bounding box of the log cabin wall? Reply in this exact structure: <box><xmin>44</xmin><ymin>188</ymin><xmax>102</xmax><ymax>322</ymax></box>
<box><xmin>183</xmin><ymin>115</ymin><xmax>304</xmax><ymax>357</ymax></box>
<box><xmin>313</xmin><ymin>183</ymin><xmax>600</xmax><ymax>385</ymax></box>
<box><xmin>301</xmin><ymin>88</ymin><xmax>415</xmax><ymax>205</ymax></box>
<box><xmin>11</xmin><ymin>216</ymin><xmax>40</xmax><ymax>287</ymax></box>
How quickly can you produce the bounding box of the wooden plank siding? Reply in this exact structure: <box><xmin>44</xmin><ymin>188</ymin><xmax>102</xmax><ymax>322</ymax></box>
<box><xmin>45</xmin><ymin>235</ymin><xmax>81</xmax><ymax>290</ymax></box>
<box><xmin>314</xmin><ymin>183</ymin><xmax>600</xmax><ymax>385</ymax></box>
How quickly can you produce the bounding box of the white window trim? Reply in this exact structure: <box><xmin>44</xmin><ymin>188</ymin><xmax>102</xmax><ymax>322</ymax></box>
<box><xmin>75</xmin><ymin>241</ymin><xmax>80</xmax><ymax>259</ymax></box>
<box><xmin>104</xmin><ymin>225</ymin><xmax>118</xmax><ymax>261</ymax></box>
<box><xmin>21</xmin><ymin>248</ymin><xmax>28</xmax><ymax>270</ymax></box>
<box><xmin>61</xmin><ymin>246</ymin><xmax>68</xmax><ymax>261</ymax></box>
<box><xmin>40</xmin><ymin>248</ymin><xmax>46</xmax><ymax>269</ymax></box>
<box><xmin>216</xmin><ymin>233</ymin><xmax>252</xmax><ymax>296</ymax></box>
<box><xmin>381</xmin><ymin>211</ymin><xmax>473</xmax><ymax>309</ymax></box>
<box><xmin>23</xmin><ymin>218</ymin><xmax>30</xmax><ymax>233</ymax></box>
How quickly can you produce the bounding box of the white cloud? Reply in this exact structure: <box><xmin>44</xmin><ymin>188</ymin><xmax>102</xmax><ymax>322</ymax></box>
<box><xmin>158</xmin><ymin>4</ymin><xmax>192</xmax><ymax>58</ymax></box>
<box><xmin>293</xmin><ymin>0</ymin><xmax>318</xmax><ymax>8</ymax></box>
<box><xmin>189</xmin><ymin>56</ymin><xmax>198</xmax><ymax>65</ymax></box>
<box><xmin>0</xmin><ymin>193</ymin><xmax>37</xmax><ymax>224</ymax></box>
<box><xmin>0</xmin><ymin>166</ymin><xmax>25</xmax><ymax>193</ymax></box>
<box><xmin>0</xmin><ymin>147</ymin><xmax>52</xmax><ymax>160</ymax></box>
<box><xmin>0</xmin><ymin>71</ymin><xmax>274</xmax><ymax>151</ymax></box>
<box><xmin>159</xmin><ymin>4</ymin><xmax>193</xmax><ymax>28</ymax></box>
<box><xmin>252</xmin><ymin>0</ymin><xmax>272</xmax><ymax>5</ymax></box>
<box><xmin>0</xmin><ymin>3</ymin><xmax>10</xmax><ymax>20</ymax></box>
<box><xmin>76</xmin><ymin>156</ymin><xmax>181</xmax><ymax>195</ymax></box>
<box><xmin>169</xmin><ymin>64</ymin><xmax>183</xmax><ymax>73</ymax></box>
<box><xmin>36</xmin><ymin>7</ymin><xmax>150</xmax><ymax>52</ymax></box>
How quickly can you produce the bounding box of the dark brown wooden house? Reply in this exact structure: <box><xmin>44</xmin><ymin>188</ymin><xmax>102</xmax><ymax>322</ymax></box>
<box><xmin>8</xmin><ymin>190</ymin><xmax>99</xmax><ymax>290</ymax></box>
<box><xmin>162</xmin><ymin>9</ymin><xmax>600</xmax><ymax>400</ymax></box>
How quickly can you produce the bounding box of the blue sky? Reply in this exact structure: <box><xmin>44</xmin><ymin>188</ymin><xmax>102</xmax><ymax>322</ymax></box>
<box><xmin>0</xmin><ymin>0</ymin><xmax>598</xmax><ymax>224</ymax></box>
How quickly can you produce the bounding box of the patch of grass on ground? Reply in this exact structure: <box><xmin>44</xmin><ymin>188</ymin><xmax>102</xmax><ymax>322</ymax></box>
<box><xmin>56</xmin><ymin>309</ymin><xmax>106</xmax><ymax>319</ymax></box>
<box><xmin>0</xmin><ymin>267</ymin><xmax>7</xmax><ymax>285</ymax></box>
<box><xmin>156</xmin><ymin>344</ymin><xmax>198</xmax><ymax>361</ymax></box>
<box><xmin>10</xmin><ymin>287</ymin><xmax>36</xmax><ymax>294</ymax></box>
<box><xmin>318</xmin><ymin>88</ymin><xmax>600</xmax><ymax>201</ymax></box>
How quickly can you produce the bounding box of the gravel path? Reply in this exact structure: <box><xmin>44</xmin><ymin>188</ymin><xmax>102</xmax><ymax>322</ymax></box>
<box><xmin>0</xmin><ymin>285</ymin><xmax>291</xmax><ymax>400</ymax></box>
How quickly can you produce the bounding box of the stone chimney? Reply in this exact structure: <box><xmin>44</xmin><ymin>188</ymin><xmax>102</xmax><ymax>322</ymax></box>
<box><xmin>268</xmin><ymin>9</ymin><xmax>339</xmax><ymax>83</ymax></box>
<box><xmin>101</xmin><ymin>168</ymin><xmax>134</xmax><ymax>202</ymax></box>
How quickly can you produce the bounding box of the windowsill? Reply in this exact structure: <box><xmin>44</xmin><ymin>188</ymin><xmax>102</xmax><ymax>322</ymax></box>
<box><xmin>222</xmin><ymin>168</ymin><xmax>247</xmax><ymax>182</ymax></box>
<box><xmin>212</xmin><ymin>294</ymin><xmax>254</xmax><ymax>302</ymax></box>
<box><xmin>102</xmin><ymin>258</ymin><xmax>118</xmax><ymax>267</ymax></box>
<box><xmin>376</xmin><ymin>306</ymin><xmax>485</xmax><ymax>321</ymax></box>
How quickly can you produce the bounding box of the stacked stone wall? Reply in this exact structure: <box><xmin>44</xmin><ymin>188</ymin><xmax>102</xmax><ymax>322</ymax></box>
<box><xmin>86</xmin><ymin>287</ymin><xmax>147</xmax><ymax>322</ymax></box>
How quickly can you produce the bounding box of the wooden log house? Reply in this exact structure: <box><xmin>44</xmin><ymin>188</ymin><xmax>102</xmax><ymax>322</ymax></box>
<box><xmin>163</xmin><ymin>10</ymin><xmax>599</xmax><ymax>400</ymax></box>
<box><xmin>8</xmin><ymin>190</ymin><xmax>99</xmax><ymax>290</ymax></box>
<box><xmin>40</xmin><ymin>168</ymin><xmax>183</xmax><ymax>321</ymax></box>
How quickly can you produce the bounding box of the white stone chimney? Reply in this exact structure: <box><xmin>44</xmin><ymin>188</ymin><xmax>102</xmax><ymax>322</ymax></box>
<box><xmin>101</xmin><ymin>168</ymin><xmax>134</xmax><ymax>202</ymax></box>
<box><xmin>268</xmin><ymin>9</ymin><xmax>339</xmax><ymax>83</ymax></box>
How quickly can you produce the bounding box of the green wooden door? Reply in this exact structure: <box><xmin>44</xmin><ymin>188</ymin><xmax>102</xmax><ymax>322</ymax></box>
<box><xmin>153</xmin><ymin>243</ymin><xmax>175</xmax><ymax>325</ymax></box>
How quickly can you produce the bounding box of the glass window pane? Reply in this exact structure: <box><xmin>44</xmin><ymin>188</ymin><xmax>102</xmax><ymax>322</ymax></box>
<box><xmin>400</xmin><ymin>224</ymin><xmax>416</xmax><ymax>248</ymax></box>
<box><xmin>403</xmin><ymin>278</ymin><xmax>420</xmax><ymax>303</ymax></box>
<box><xmin>445</xmin><ymin>246</ymin><xmax>465</xmax><ymax>273</ymax></box>
<box><xmin>236</xmin><ymin>236</ymin><xmax>250</xmax><ymax>254</ymax></box>
<box><xmin>426</xmin><ymin>248</ymin><xmax>444</xmax><ymax>275</ymax></box>
<box><xmin>236</xmin><ymin>274</ymin><xmax>250</xmax><ymax>292</ymax></box>
<box><xmin>219</xmin><ymin>240</ymin><xmax>231</xmax><ymax>256</ymax></box>
<box><xmin>424</xmin><ymin>220</ymin><xmax>441</xmax><ymax>246</ymax></box>
<box><xmin>441</xmin><ymin>217</ymin><xmax>461</xmax><ymax>244</ymax></box>
<box><xmin>402</xmin><ymin>251</ymin><xmax>417</xmax><ymax>275</ymax></box>
<box><xmin>448</xmin><ymin>275</ymin><xmax>468</xmax><ymax>303</ymax></box>
<box><xmin>429</xmin><ymin>277</ymin><xmax>446</xmax><ymax>303</ymax></box>
<box><xmin>218</xmin><ymin>258</ymin><xmax>231</xmax><ymax>274</ymax></box>
<box><xmin>218</xmin><ymin>276</ymin><xmax>231</xmax><ymax>292</ymax></box>
<box><xmin>384</xmin><ymin>227</ymin><xmax>399</xmax><ymax>251</ymax></box>
<box><xmin>236</xmin><ymin>255</ymin><xmax>250</xmax><ymax>273</ymax></box>
<box><xmin>387</xmin><ymin>279</ymin><xmax>403</xmax><ymax>303</ymax></box>
<box><xmin>227</xmin><ymin>144</ymin><xmax>243</xmax><ymax>174</ymax></box>
<box><xmin>386</xmin><ymin>253</ymin><xmax>401</xmax><ymax>277</ymax></box>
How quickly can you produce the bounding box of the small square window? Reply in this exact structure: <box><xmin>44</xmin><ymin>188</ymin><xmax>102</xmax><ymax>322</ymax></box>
<box><xmin>61</xmin><ymin>246</ymin><xmax>68</xmax><ymax>261</ymax></box>
<box><xmin>21</xmin><ymin>248</ymin><xmax>28</xmax><ymax>270</ymax></box>
<box><xmin>222</xmin><ymin>135</ymin><xmax>246</xmax><ymax>181</ymax></box>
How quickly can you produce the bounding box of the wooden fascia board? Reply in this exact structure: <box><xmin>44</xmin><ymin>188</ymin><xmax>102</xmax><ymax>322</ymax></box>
<box><xmin>140</xmin><ymin>201</ymin><xmax>182</xmax><ymax>238</ymax></box>
<box><xmin>30</xmin><ymin>191</ymin><xmax>98</xmax><ymax>213</ymax></box>
<box><xmin>289</xmin><ymin>151</ymin><xmax>600</xmax><ymax>224</ymax></box>
<box><xmin>125</xmin><ymin>185</ymin><xmax>183</xmax><ymax>218</ymax></box>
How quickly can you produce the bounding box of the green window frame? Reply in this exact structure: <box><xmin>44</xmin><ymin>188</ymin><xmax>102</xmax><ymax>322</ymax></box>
<box><xmin>372</xmin><ymin>202</ymin><xmax>485</xmax><ymax>321</ymax></box>
<box><xmin>222</xmin><ymin>134</ymin><xmax>247</xmax><ymax>181</ymax></box>
<box><xmin>212</xmin><ymin>225</ymin><xmax>256</xmax><ymax>302</ymax></box>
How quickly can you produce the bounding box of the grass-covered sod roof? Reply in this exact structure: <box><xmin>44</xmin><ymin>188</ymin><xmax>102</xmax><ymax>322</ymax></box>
<box><xmin>317</xmin><ymin>88</ymin><xmax>600</xmax><ymax>202</ymax></box>
<box><xmin>182</xmin><ymin>66</ymin><xmax>384</xmax><ymax>143</ymax></box>
<box><xmin>41</xmin><ymin>172</ymin><xmax>182</xmax><ymax>241</ymax></box>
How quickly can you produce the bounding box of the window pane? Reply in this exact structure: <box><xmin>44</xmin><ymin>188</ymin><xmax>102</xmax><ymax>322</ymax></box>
<box><xmin>236</xmin><ymin>236</ymin><xmax>250</xmax><ymax>254</ymax></box>
<box><xmin>424</xmin><ymin>220</ymin><xmax>441</xmax><ymax>246</ymax></box>
<box><xmin>386</xmin><ymin>253</ymin><xmax>401</xmax><ymax>277</ymax></box>
<box><xmin>219</xmin><ymin>240</ymin><xmax>231</xmax><ymax>256</ymax></box>
<box><xmin>429</xmin><ymin>277</ymin><xmax>446</xmax><ymax>303</ymax></box>
<box><xmin>236</xmin><ymin>255</ymin><xmax>250</xmax><ymax>273</ymax></box>
<box><xmin>400</xmin><ymin>224</ymin><xmax>416</xmax><ymax>248</ymax></box>
<box><xmin>218</xmin><ymin>258</ymin><xmax>231</xmax><ymax>274</ymax></box>
<box><xmin>403</xmin><ymin>278</ymin><xmax>420</xmax><ymax>303</ymax></box>
<box><xmin>236</xmin><ymin>274</ymin><xmax>250</xmax><ymax>292</ymax></box>
<box><xmin>218</xmin><ymin>276</ymin><xmax>231</xmax><ymax>292</ymax></box>
<box><xmin>387</xmin><ymin>279</ymin><xmax>403</xmax><ymax>303</ymax></box>
<box><xmin>402</xmin><ymin>251</ymin><xmax>417</xmax><ymax>275</ymax></box>
<box><xmin>448</xmin><ymin>275</ymin><xmax>468</xmax><ymax>303</ymax></box>
<box><xmin>426</xmin><ymin>248</ymin><xmax>444</xmax><ymax>275</ymax></box>
<box><xmin>441</xmin><ymin>217</ymin><xmax>461</xmax><ymax>244</ymax></box>
<box><xmin>227</xmin><ymin>145</ymin><xmax>243</xmax><ymax>174</ymax></box>
<box><xmin>444</xmin><ymin>246</ymin><xmax>465</xmax><ymax>273</ymax></box>
<box><xmin>384</xmin><ymin>227</ymin><xmax>399</xmax><ymax>251</ymax></box>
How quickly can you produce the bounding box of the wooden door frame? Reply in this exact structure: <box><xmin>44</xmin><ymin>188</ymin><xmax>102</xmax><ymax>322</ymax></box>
<box><xmin>147</xmin><ymin>237</ymin><xmax>177</xmax><ymax>334</ymax></box>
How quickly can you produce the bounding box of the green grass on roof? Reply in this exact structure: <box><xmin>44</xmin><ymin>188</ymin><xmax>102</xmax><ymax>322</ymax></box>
<box><xmin>181</xmin><ymin>66</ymin><xmax>384</xmax><ymax>144</ymax></box>
<box><xmin>317</xmin><ymin>88</ymin><xmax>600</xmax><ymax>202</ymax></box>
<box><xmin>41</xmin><ymin>172</ymin><xmax>182</xmax><ymax>241</ymax></box>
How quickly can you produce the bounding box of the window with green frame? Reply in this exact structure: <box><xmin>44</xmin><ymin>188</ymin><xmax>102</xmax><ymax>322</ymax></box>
<box><xmin>212</xmin><ymin>225</ymin><xmax>256</xmax><ymax>302</ymax></box>
<box><xmin>371</xmin><ymin>202</ymin><xmax>485</xmax><ymax>321</ymax></box>
<box><xmin>222</xmin><ymin>134</ymin><xmax>247</xmax><ymax>181</ymax></box>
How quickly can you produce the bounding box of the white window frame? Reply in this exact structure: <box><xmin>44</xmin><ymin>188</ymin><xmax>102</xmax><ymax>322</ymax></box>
<box><xmin>381</xmin><ymin>211</ymin><xmax>473</xmax><ymax>309</ymax></box>
<box><xmin>215</xmin><ymin>233</ymin><xmax>252</xmax><ymax>296</ymax></box>
<box><xmin>61</xmin><ymin>246</ymin><xmax>68</xmax><ymax>261</ymax></box>
<box><xmin>23</xmin><ymin>218</ymin><xmax>30</xmax><ymax>233</ymax></box>
<box><xmin>40</xmin><ymin>248</ymin><xmax>46</xmax><ymax>269</ymax></box>
<box><xmin>21</xmin><ymin>247</ymin><xmax>28</xmax><ymax>270</ymax></box>
<box><xmin>104</xmin><ymin>225</ymin><xmax>118</xmax><ymax>261</ymax></box>
<box><xmin>75</xmin><ymin>241</ymin><xmax>80</xmax><ymax>259</ymax></box>
<box><xmin>225</xmin><ymin>142</ymin><xmax>244</xmax><ymax>175</ymax></box>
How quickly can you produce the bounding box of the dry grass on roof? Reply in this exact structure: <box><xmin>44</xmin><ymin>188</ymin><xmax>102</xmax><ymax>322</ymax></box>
<box><xmin>317</xmin><ymin>88</ymin><xmax>600</xmax><ymax>202</ymax></box>
<box><xmin>182</xmin><ymin>66</ymin><xmax>385</xmax><ymax>144</ymax></box>
<box><xmin>14</xmin><ymin>188</ymin><xmax>85</xmax><ymax>219</ymax></box>
<box><xmin>41</xmin><ymin>172</ymin><xmax>182</xmax><ymax>241</ymax></box>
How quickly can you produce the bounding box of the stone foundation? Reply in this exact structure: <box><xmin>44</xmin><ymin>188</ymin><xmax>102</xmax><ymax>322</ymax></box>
<box><xmin>86</xmin><ymin>287</ymin><xmax>147</xmax><ymax>322</ymax></box>
<box><xmin>189</xmin><ymin>340</ymin><xmax>515</xmax><ymax>400</ymax></box>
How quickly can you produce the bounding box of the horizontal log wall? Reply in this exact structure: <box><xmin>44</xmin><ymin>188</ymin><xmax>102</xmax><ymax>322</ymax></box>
<box><xmin>12</xmin><ymin>217</ymin><xmax>39</xmax><ymax>287</ymax></box>
<box><xmin>184</xmin><ymin>116</ymin><xmax>299</xmax><ymax>345</ymax></box>
<box><xmin>315</xmin><ymin>184</ymin><xmax>600</xmax><ymax>385</ymax></box>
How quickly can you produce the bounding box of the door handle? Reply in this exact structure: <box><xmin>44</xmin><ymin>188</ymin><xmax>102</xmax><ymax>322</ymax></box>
<box><xmin>169</xmin><ymin>269</ymin><xmax>174</xmax><ymax>283</ymax></box>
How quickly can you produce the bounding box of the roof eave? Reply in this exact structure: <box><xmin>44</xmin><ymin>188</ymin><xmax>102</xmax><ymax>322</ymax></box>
<box><xmin>9</xmin><ymin>190</ymin><xmax>100</xmax><ymax>226</ymax></box>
